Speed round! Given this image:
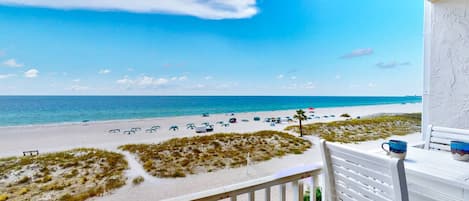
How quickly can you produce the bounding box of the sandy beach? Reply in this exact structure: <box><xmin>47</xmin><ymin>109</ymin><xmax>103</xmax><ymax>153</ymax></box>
<box><xmin>0</xmin><ymin>103</ymin><xmax>423</xmax><ymax>200</ymax></box>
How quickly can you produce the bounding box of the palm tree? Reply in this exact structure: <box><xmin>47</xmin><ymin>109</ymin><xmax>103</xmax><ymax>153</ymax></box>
<box><xmin>293</xmin><ymin>109</ymin><xmax>307</xmax><ymax>137</ymax></box>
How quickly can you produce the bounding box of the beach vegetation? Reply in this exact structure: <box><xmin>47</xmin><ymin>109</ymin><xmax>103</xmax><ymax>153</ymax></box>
<box><xmin>285</xmin><ymin>113</ymin><xmax>421</xmax><ymax>143</ymax></box>
<box><xmin>132</xmin><ymin>176</ymin><xmax>144</xmax><ymax>185</ymax></box>
<box><xmin>293</xmin><ymin>109</ymin><xmax>307</xmax><ymax>137</ymax></box>
<box><xmin>119</xmin><ymin>131</ymin><xmax>311</xmax><ymax>178</ymax></box>
<box><xmin>0</xmin><ymin>194</ymin><xmax>7</xmax><ymax>201</ymax></box>
<box><xmin>0</xmin><ymin>148</ymin><xmax>128</xmax><ymax>201</ymax></box>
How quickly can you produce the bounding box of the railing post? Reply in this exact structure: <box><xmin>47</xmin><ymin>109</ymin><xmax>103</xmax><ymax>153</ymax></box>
<box><xmin>299</xmin><ymin>181</ymin><xmax>304</xmax><ymax>201</ymax></box>
<box><xmin>279</xmin><ymin>184</ymin><xmax>286</xmax><ymax>201</ymax></box>
<box><xmin>311</xmin><ymin>175</ymin><xmax>319</xmax><ymax>201</ymax></box>
<box><xmin>292</xmin><ymin>180</ymin><xmax>301</xmax><ymax>201</ymax></box>
<box><xmin>248</xmin><ymin>191</ymin><xmax>255</xmax><ymax>201</ymax></box>
<box><xmin>230</xmin><ymin>195</ymin><xmax>237</xmax><ymax>201</ymax></box>
<box><xmin>264</xmin><ymin>187</ymin><xmax>271</xmax><ymax>201</ymax></box>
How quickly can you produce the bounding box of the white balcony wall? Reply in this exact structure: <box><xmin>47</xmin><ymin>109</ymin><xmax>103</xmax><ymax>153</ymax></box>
<box><xmin>424</xmin><ymin>0</ymin><xmax>469</xmax><ymax>133</ymax></box>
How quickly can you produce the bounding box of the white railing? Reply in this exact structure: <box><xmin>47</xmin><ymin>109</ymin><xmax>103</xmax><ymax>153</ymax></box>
<box><xmin>162</xmin><ymin>164</ymin><xmax>323</xmax><ymax>201</ymax></box>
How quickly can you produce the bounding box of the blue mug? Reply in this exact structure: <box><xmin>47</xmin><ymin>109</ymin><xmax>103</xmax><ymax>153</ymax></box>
<box><xmin>382</xmin><ymin>140</ymin><xmax>407</xmax><ymax>159</ymax></box>
<box><xmin>450</xmin><ymin>141</ymin><xmax>469</xmax><ymax>161</ymax></box>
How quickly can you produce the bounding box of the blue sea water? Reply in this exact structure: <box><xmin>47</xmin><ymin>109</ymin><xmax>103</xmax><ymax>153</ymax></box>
<box><xmin>0</xmin><ymin>96</ymin><xmax>421</xmax><ymax>127</ymax></box>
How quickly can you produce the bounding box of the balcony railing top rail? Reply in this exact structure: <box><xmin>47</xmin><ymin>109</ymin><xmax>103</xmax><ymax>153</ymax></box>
<box><xmin>162</xmin><ymin>163</ymin><xmax>323</xmax><ymax>201</ymax></box>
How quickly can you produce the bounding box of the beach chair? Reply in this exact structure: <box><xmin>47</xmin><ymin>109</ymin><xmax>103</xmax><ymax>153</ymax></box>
<box><xmin>424</xmin><ymin>125</ymin><xmax>469</xmax><ymax>151</ymax></box>
<box><xmin>108</xmin><ymin>129</ymin><xmax>120</xmax><ymax>133</ymax></box>
<box><xmin>23</xmin><ymin>150</ymin><xmax>39</xmax><ymax>156</ymax></box>
<box><xmin>124</xmin><ymin>130</ymin><xmax>135</xmax><ymax>135</ymax></box>
<box><xmin>320</xmin><ymin>140</ymin><xmax>408</xmax><ymax>201</ymax></box>
<box><xmin>186</xmin><ymin>123</ymin><xmax>196</xmax><ymax>130</ymax></box>
<box><xmin>131</xmin><ymin>127</ymin><xmax>141</xmax><ymax>132</ymax></box>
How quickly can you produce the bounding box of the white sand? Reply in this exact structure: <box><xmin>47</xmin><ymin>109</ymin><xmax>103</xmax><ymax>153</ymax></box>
<box><xmin>0</xmin><ymin>103</ymin><xmax>423</xmax><ymax>200</ymax></box>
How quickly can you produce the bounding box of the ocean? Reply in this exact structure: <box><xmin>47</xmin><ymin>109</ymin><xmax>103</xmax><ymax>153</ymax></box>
<box><xmin>0</xmin><ymin>96</ymin><xmax>421</xmax><ymax>127</ymax></box>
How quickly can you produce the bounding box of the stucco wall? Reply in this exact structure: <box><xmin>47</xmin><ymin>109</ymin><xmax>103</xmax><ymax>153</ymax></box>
<box><xmin>426</xmin><ymin>0</ymin><xmax>469</xmax><ymax>129</ymax></box>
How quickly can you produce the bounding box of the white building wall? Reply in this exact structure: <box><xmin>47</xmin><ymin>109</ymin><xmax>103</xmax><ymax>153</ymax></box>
<box><xmin>425</xmin><ymin>0</ymin><xmax>469</xmax><ymax>131</ymax></box>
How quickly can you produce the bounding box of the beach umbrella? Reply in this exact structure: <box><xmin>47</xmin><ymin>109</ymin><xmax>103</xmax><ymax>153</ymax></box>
<box><xmin>169</xmin><ymin>125</ymin><xmax>179</xmax><ymax>131</ymax></box>
<box><xmin>186</xmin><ymin>123</ymin><xmax>195</xmax><ymax>129</ymax></box>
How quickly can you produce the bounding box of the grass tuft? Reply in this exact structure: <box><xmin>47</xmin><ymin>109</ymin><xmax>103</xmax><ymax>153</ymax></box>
<box><xmin>132</xmin><ymin>176</ymin><xmax>144</xmax><ymax>185</ymax></box>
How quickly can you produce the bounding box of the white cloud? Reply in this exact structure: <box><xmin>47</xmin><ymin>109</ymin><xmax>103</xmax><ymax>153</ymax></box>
<box><xmin>3</xmin><ymin>58</ymin><xmax>24</xmax><ymax>68</ymax></box>
<box><xmin>116</xmin><ymin>75</ymin><xmax>169</xmax><ymax>87</ymax></box>
<box><xmin>0</xmin><ymin>74</ymin><xmax>15</xmax><ymax>79</ymax></box>
<box><xmin>127</xmin><ymin>67</ymin><xmax>134</xmax><ymax>72</ymax></box>
<box><xmin>116</xmin><ymin>76</ymin><xmax>134</xmax><ymax>85</ymax></box>
<box><xmin>376</xmin><ymin>61</ymin><xmax>411</xmax><ymax>69</ymax></box>
<box><xmin>24</xmin><ymin>69</ymin><xmax>39</xmax><ymax>78</ymax></box>
<box><xmin>98</xmin><ymin>69</ymin><xmax>111</xmax><ymax>74</ymax></box>
<box><xmin>277</xmin><ymin>74</ymin><xmax>284</xmax><ymax>79</ymax></box>
<box><xmin>171</xmin><ymin>75</ymin><xmax>187</xmax><ymax>81</ymax></box>
<box><xmin>69</xmin><ymin>85</ymin><xmax>89</xmax><ymax>91</ymax></box>
<box><xmin>139</xmin><ymin>76</ymin><xmax>154</xmax><ymax>86</ymax></box>
<box><xmin>335</xmin><ymin>75</ymin><xmax>342</xmax><ymax>80</ymax></box>
<box><xmin>305</xmin><ymin>82</ymin><xmax>315</xmax><ymax>89</ymax></box>
<box><xmin>282</xmin><ymin>83</ymin><xmax>298</xmax><ymax>90</ymax></box>
<box><xmin>216</xmin><ymin>82</ymin><xmax>239</xmax><ymax>89</ymax></box>
<box><xmin>341</xmin><ymin>48</ymin><xmax>374</xmax><ymax>59</ymax></box>
<box><xmin>0</xmin><ymin>0</ymin><xmax>259</xmax><ymax>20</ymax></box>
<box><xmin>368</xmin><ymin>82</ymin><xmax>376</xmax><ymax>88</ymax></box>
<box><xmin>290</xmin><ymin>76</ymin><xmax>297</xmax><ymax>80</ymax></box>
<box><xmin>178</xmin><ymin>75</ymin><xmax>187</xmax><ymax>81</ymax></box>
<box><xmin>204</xmin><ymin>76</ymin><xmax>213</xmax><ymax>80</ymax></box>
<box><xmin>72</xmin><ymin>79</ymin><xmax>80</xmax><ymax>82</ymax></box>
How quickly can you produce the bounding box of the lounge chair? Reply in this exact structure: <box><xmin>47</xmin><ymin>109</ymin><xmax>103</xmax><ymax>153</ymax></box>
<box><xmin>108</xmin><ymin>129</ymin><xmax>120</xmax><ymax>133</ymax></box>
<box><xmin>130</xmin><ymin>127</ymin><xmax>141</xmax><ymax>132</ymax></box>
<box><xmin>124</xmin><ymin>130</ymin><xmax>135</xmax><ymax>135</ymax></box>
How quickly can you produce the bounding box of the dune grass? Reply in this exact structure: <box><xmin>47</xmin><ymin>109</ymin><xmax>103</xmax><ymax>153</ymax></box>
<box><xmin>0</xmin><ymin>148</ymin><xmax>128</xmax><ymax>201</ymax></box>
<box><xmin>285</xmin><ymin>113</ymin><xmax>421</xmax><ymax>143</ymax></box>
<box><xmin>119</xmin><ymin>131</ymin><xmax>311</xmax><ymax>178</ymax></box>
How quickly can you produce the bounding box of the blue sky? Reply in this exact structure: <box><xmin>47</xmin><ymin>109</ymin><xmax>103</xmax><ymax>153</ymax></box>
<box><xmin>0</xmin><ymin>0</ymin><xmax>423</xmax><ymax>96</ymax></box>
